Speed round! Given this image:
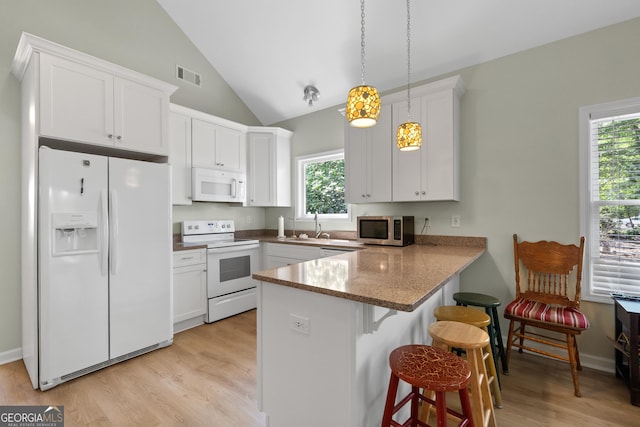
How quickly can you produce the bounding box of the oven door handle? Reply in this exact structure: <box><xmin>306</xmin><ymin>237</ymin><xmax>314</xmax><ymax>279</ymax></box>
<box><xmin>207</xmin><ymin>243</ymin><xmax>261</xmax><ymax>254</ymax></box>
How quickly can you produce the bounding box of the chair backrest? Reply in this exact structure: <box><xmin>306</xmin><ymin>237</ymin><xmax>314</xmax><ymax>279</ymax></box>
<box><xmin>513</xmin><ymin>234</ymin><xmax>585</xmax><ymax>308</ymax></box>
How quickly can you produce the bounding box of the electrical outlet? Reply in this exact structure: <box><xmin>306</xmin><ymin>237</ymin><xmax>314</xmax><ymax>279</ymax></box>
<box><xmin>451</xmin><ymin>215</ymin><xmax>461</xmax><ymax>227</ymax></box>
<box><xmin>289</xmin><ymin>314</ymin><xmax>310</xmax><ymax>334</ymax></box>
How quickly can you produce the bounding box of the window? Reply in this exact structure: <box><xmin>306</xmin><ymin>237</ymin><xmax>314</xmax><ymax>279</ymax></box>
<box><xmin>579</xmin><ymin>97</ymin><xmax>640</xmax><ymax>302</ymax></box>
<box><xmin>295</xmin><ymin>150</ymin><xmax>348</xmax><ymax>219</ymax></box>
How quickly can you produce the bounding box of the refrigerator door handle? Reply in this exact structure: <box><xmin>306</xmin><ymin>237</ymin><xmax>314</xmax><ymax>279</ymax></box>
<box><xmin>100</xmin><ymin>190</ymin><xmax>109</xmax><ymax>276</ymax></box>
<box><xmin>110</xmin><ymin>189</ymin><xmax>119</xmax><ymax>275</ymax></box>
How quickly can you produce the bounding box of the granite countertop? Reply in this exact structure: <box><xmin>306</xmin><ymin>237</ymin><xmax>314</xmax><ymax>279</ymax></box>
<box><xmin>253</xmin><ymin>238</ymin><xmax>486</xmax><ymax>312</ymax></box>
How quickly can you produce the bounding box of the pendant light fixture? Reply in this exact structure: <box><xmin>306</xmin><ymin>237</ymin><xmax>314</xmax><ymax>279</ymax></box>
<box><xmin>396</xmin><ymin>0</ymin><xmax>422</xmax><ymax>151</ymax></box>
<box><xmin>346</xmin><ymin>0</ymin><xmax>380</xmax><ymax>128</ymax></box>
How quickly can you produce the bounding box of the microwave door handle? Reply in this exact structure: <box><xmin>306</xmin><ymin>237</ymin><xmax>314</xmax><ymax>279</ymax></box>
<box><xmin>231</xmin><ymin>178</ymin><xmax>237</xmax><ymax>198</ymax></box>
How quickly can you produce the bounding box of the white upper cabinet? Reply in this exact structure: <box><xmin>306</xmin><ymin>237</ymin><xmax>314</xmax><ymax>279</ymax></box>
<box><xmin>247</xmin><ymin>127</ymin><xmax>292</xmax><ymax>207</ymax></box>
<box><xmin>39</xmin><ymin>54</ymin><xmax>115</xmax><ymax>147</ymax></box>
<box><xmin>10</xmin><ymin>33</ymin><xmax>176</xmax><ymax>156</ymax></box>
<box><xmin>113</xmin><ymin>77</ymin><xmax>168</xmax><ymax>155</ymax></box>
<box><xmin>169</xmin><ymin>106</ymin><xmax>193</xmax><ymax>205</ymax></box>
<box><xmin>168</xmin><ymin>104</ymin><xmax>248</xmax><ymax>205</ymax></box>
<box><xmin>344</xmin><ymin>103</ymin><xmax>392</xmax><ymax>203</ymax></box>
<box><xmin>192</xmin><ymin>117</ymin><xmax>246</xmax><ymax>173</ymax></box>
<box><xmin>392</xmin><ymin>76</ymin><xmax>465</xmax><ymax>202</ymax></box>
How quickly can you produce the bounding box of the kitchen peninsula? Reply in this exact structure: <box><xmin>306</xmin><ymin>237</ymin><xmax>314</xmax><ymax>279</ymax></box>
<box><xmin>253</xmin><ymin>237</ymin><xmax>485</xmax><ymax>427</ymax></box>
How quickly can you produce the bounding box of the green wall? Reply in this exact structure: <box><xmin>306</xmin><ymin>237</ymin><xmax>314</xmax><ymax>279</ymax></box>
<box><xmin>267</xmin><ymin>17</ymin><xmax>640</xmax><ymax>368</ymax></box>
<box><xmin>1</xmin><ymin>0</ymin><xmax>638</xmax><ymax>370</ymax></box>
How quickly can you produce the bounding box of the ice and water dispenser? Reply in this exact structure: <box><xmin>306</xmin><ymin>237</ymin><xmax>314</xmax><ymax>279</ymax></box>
<box><xmin>52</xmin><ymin>212</ymin><xmax>99</xmax><ymax>255</ymax></box>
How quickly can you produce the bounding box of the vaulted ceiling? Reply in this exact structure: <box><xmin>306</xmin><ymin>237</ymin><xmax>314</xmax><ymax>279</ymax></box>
<box><xmin>157</xmin><ymin>0</ymin><xmax>640</xmax><ymax>125</ymax></box>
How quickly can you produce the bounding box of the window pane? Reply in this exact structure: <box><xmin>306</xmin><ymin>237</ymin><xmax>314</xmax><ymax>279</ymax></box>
<box><xmin>598</xmin><ymin>204</ymin><xmax>640</xmax><ymax>263</ymax></box>
<box><xmin>596</xmin><ymin>117</ymin><xmax>640</xmax><ymax>201</ymax></box>
<box><xmin>590</xmin><ymin>112</ymin><xmax>640</xmax><ymax>298</ymax></box>
<box><xmin>304</xmin><ymin>158</ymin><xmax>346</xmax><ymax>215</ymax></box>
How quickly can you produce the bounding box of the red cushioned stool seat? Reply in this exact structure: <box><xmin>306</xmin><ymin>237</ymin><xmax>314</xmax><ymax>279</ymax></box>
<box><xmin>382</xmin><ymin>344</ymin><xmax>474</xmax><ymax>427</ymax></box>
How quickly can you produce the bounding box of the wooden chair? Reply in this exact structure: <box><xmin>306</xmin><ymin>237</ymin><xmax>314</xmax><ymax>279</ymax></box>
<box><xmin>503</xmin><ymin>234</ymin><xmax>589</xmax><ymax>397</ymax></box>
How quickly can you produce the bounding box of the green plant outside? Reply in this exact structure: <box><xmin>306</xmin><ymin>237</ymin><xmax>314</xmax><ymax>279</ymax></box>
<box><xmin>304</xmin><ymin>159</ymin><xmax>347</xmax><ymax>215</ymax></box>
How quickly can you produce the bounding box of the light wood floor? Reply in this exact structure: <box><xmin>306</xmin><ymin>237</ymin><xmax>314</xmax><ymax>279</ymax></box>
<box><xmin>1</xmin><ymin>309</ymin><xmax>638</xmax><ymax>426</ymax></box>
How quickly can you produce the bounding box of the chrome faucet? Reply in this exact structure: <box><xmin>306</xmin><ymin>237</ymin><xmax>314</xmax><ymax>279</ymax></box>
<box><xmin>316</xmin><ymin>226</ymin><xmax>330</xmax><ymax>239</ymax></box>
<box><xmin>314</xmin><ymin>213</ymin><xmax>330</xmax><ymax>238</ymax></box>
<box><xmin>288</xmin><ymin>217</ymin><xmax>296</xmax><ymax>238</ymax></box>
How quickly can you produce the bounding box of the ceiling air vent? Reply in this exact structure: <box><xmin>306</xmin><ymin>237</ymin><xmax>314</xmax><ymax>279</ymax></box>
<box><xmin>176</xmin><ymin>65</ymin><xmax>201</xmax><ymax>87</ymax></box>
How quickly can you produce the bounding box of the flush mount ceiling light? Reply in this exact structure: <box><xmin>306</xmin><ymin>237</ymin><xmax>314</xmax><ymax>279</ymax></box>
<box><xmin>346</xmin><ymin>0</ymin><xmax>380</xmax><ymax>128</ymax></box>
<box><xmin>303</xmin><ymin>85</ymin><xmax>320</xmax><ymax>106</ymax></box>
<box><xmin>396</xmin><ymin>0</ymin><xmax>422</xmax><ymax>151</ymax></box>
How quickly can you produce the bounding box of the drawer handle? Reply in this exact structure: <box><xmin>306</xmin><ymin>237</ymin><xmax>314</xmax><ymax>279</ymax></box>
<box><xmin>180</xmin><ymin>256</ymin><xmax>195</xmax><ymax>261</ymax></box>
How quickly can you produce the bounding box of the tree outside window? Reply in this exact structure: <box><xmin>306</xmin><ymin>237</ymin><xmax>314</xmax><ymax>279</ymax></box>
<box><xmin>296</xmin><ymin>150</ymin><xmax>348</xmax><ymax>219</ymax></box>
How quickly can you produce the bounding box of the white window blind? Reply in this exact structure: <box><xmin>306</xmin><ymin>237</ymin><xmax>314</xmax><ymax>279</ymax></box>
<box><xmin>580</xmin><ymin>98</ymin><xmax>640</xmax><ymax>302</ymax></box>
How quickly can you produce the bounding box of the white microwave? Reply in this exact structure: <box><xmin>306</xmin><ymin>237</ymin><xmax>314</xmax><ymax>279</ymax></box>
<box><xmin>192</xmin><ymin>168</ymin><xmax>246</xmax><ymax>203</ymax></box>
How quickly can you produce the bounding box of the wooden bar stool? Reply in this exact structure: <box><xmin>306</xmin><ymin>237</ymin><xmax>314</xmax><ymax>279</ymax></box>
<box><xmin>429</xmin><ymin>321</ymin><xmax>497</xmax><ymax>427</ymax></box>
<box><xmin>382</xmin><ymin>344</ymin><xmax>474</xmax><ymax>427</ymax></box>
<box><xmin>433</xmin><ymin>306</ymin><xmax>503</xmax><ymax>408</ymax></box>
<box><xmin>453</xmin><ymin>292</ymin><xmax>508</xmax><ymax>374</ymax></box>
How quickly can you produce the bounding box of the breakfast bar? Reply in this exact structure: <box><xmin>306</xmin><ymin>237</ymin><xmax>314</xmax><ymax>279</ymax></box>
<box><xmin>253</xmin><ymin>238</ymin><xmax>485</xmax><ymax>427</ymax></box>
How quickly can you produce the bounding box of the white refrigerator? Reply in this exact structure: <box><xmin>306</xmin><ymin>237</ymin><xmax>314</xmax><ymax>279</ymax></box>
<box><xmin>33</xmin><ymin>146</ymin><xmax>172</xmax><ymax>390</ymax></box>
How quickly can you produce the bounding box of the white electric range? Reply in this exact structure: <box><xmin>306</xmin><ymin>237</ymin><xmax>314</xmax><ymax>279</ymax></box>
<box><xmin>181</xmin><ymin>220</ymin><xmax>260</xmax><ymax>323</ymax></box>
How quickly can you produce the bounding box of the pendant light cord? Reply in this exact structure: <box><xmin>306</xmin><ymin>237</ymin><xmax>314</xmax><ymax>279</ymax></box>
<box><xmin>406</xmin><ymin>0</ymin><xmax>412</xmax><ymax>121</ymax></box>
<box><xmin>360</xmin><ymin>0</ymin><xmax>366</xmax><ymax>85</ymax></box>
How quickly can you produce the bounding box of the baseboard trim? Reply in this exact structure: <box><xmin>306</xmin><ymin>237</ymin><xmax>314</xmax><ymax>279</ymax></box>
<box><xmin>0</xmin><ymin>347</ymin><xmax>22</xmax><ymax>366</ymax></box>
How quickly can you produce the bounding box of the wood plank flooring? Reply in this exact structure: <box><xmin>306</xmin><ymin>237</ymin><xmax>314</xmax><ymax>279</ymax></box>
<box><xmin>0</xmin><ymin>309</ymin><xmax>638</xmax><ymax>426</ymax></box>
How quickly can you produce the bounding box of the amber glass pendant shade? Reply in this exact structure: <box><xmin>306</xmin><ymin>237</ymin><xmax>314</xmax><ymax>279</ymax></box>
<box><xmin>396</xmin><ymin>121</ymin><xmax>422</xmax><ymax>151</ymax></box>
<box><xmin>346</xmin><ymin>85</ymin><xmax>381</xmax><ymax>128</ymax></box>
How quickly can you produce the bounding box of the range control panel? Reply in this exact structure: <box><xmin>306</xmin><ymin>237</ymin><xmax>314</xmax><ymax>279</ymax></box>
<box><xmin>182</xmin><ymin>220</ymin><xmax>235</xmax><ymax>236</ymax></box>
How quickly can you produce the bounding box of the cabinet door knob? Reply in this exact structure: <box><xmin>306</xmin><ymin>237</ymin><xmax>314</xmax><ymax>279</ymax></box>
<box><xmin>366</xmin><ymin>194</ymin><xmax>371</xmax><ymax>197</ymax></box>
<box><xmin>361</xmin><ymin>194</ymin><xmax>366</xmax><ymax>198</ymax></box>
<box><xmin>108</xmin><ymin>134</ymin><xmax>113</xmax><ymax>139</ymax></box>
<box><xmin>116</xmin><ymin>135</ymin><xmax>122</xmax><ymax>141</ymax></box>
<box><xmin>421</xmin><ymin>191</ymin><xmax>426</xmax><ymax>195</ymax></box>
<box><xmin>415</xmin><ymin>191</ymin><xmax>419</xmax><ymax>196</ymax></box>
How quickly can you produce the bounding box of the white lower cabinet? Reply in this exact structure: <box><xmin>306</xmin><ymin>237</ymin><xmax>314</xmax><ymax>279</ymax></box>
<box><xmin>264</xmin><ymin>243</ymin><xmax>355</xmax><ymax>268</ymax></box>
<box><xmin>263</xmin><ymin>243</ymin><xmax>324</xmax><ymax>269</ymax></box>
<box><xmin>172</xmin><ymin>249</ymin><xmax>206</xmax><ymax>333</ymax></box>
